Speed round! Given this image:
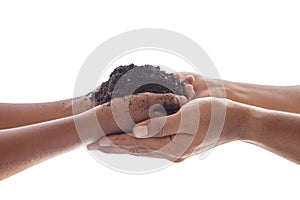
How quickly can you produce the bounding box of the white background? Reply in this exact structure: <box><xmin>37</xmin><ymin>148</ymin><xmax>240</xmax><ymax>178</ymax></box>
<box><xmin>0</xmin><ymin>0</ymin><xmax>299</xmax><ymax>199</ymax></box>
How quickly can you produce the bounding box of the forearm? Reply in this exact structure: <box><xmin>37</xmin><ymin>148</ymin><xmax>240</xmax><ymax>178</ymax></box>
<box><xmin>225</xmin><ymin>81</ymin><xmax>300</xmax><ymax>114</ymax></box>
<box><xmin>242</xmin><ymin>106</ymin><xmax>300</xmax><ymax>164</ymax></box>
<box><xmin>0</xmin><ymin>100</ymin><xmax>130</xmax><ymax>180</ymax></box>
<box><xmin>0</xmin><ymin>93</ymin><xmax>96</xmax><ymax>130</ymax></box>
<box><xmin>0</xmin><ymin>115</ymin><xmax>81</xmax><ymax>180</ymax></box>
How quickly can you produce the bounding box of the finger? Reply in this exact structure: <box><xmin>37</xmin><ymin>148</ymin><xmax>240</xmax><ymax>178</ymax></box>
<box><xmin>100</xmin><ymin>146</ymin><xmax>183</xmax><ymax>162</ymax></box>
<box><xmin>97</xmin><ymin>146</ymin><xmax>180</xmax><ymax>161</ymax></box>
<box><xmin>129</xmin><ymin>92</ymin><xmax>187</xmax><ymax>112</ymax></box>
<box><xmin>87</xmin><ymin>142</ymin><xmax>102</xmax><ymax>150</ymax></box>
<box><xmin>97</xmin><ymin>133</ymin><xmax>172</xmax><ymax>150</ymax></box>
<box><xmin>88</xmin><ymin>138</ymin><xmax>159</xmax><ymax>157</ymax></box>
<box><xmin>94</xmin><ymin>134</ymin><xmax>182</xmax><ymax>162</ymax></box>
<box><xmin>103</xmin><ymin>93</ymin><xmax>187</xmax><ymax>135</ymax></box>
<box><xmin>176</xmin><ymin>72</ymin><xmax>200</xmax><ymax>77</ymax></box>
<box><xmin>88</xmin><ymin>136</ymin><xmax>158</xmax><ymax>156</ymax></box>
<box><xmin>185</xmin><ymin>75</ymin><xmax>195</xmax><ymax>84</ymax></box>
<box><xmin>185</xmin><ymin>84</ymin><xmax>196</xmax><ymax>100</ymax></box>
<box><xmin>176</xmin><ymin>72</ymin><xmax>200</xmax><ymax>78</ymax></box>
<box><xmin>97</xmin><ymin>146</ymin><xmax>151</xmax><ymax>155</ymax></box>
<box><xmin>132</xmin><ymin>113</ymin><xmax>181</xmax><ymax>138</ymax></box>
<box><xmin>175</xmin><ymin>72</ymin><xmax>185</xmax><ymax>82</ymax></box>
<box><xmin>127</xmin><ymin>93</ymin><xmax>187</xmax><ymax>124</ymax></box>
<box><xmin>88</xmin><ymin>134</ymin><xmax>187</xmax><ymax>162</ymax></box>
<box><xmin>175</xmin><ymin>72</ymin><xmax>197</xmax><ymax>85</ymax></box>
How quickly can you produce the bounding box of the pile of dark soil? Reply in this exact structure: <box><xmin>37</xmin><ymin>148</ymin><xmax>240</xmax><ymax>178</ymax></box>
<box><xmin>95</xmin><ymin>64</ymin><xmax>188</xmax><ymax>105</ymax></box>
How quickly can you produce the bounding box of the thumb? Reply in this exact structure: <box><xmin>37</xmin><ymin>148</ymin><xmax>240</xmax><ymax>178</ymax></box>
<box><xmin>133</xmin><ymin>113</ymin><xmax>180</xmax><ymax>138</ymax></box>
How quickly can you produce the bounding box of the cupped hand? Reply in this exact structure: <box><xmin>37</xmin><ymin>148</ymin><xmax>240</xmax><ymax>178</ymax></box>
<box><xmin>88</xmin><ymin>97</ymin><xmax>246</xmax><ymax>162</ymax></box>
<box><xmin>80</xmin><ymin>92</ymin><xmax>187</xmax><ymax>143</ymax></box>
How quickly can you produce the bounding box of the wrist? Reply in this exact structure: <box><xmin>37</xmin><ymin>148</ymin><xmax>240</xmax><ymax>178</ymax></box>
<box><xmin>222</xmin><ymin>81</ymin><xmax>262</xmax><ymax>142</ymax></box>
<box><xmin>72</xmin><ymin>93</ymin><xmax>97</xmax><ymax>115</ymax></box>
<box><xmin>224</xmin><ymin>80</ymin><xmax>250</xmax><ymax>105</ymax></box>
<box><xmin>224</xmin><ymin>80</ymin><xmax>238</xmax><ymax>101</ymax></box>
<box><xmin>217</xmin><ymin>100</ymin><xmax>254</xmax><ymax>145</ymax></box>
<box><xmin>73</xmin><ymin>106</ymin><xmax>105</xmax><ymax>144</ymax></box>
<box><xmin>215</xmin><ymin>100</ymin><xmax>242</xmax><ymax>146</ymax></box>
<box><xmin>237</xmin><ymin>103</ymin><xmax>264</xmax><ymax>143</ymax></box>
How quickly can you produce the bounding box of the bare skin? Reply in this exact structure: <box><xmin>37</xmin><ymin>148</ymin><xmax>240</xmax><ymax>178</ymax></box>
<box><xmin>178</xmin><ymin>72</ymin><xmax>300</xmax><ymax>113</ymax></box>
<box><xmin>0</xmin><ymin>92</ymin><xmax>97</xmax><ymax>130</ymax></box>
<box><xmin>89</xmin><ymin>73</ymin><xmax>300</xmax><ymax>164</ymax></box>
<box><xmin>0</xmin><ymin>93</ymin><xmax>185</xmax><ymax>180</ymax></box>
<box><xmin>1</xmin><ymin>72</ymin><xmax>299</xmax><ymax>180</ymax></box>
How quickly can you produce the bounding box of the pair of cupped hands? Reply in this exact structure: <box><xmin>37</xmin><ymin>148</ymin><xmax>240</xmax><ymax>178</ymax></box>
<box><xmin>83</xmin><ymin>72</ymin><xmax>244</xmax><ymax>162</ymax></box>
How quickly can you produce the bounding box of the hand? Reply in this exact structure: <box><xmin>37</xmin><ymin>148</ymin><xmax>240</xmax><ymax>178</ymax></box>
<box><xmin>176</xmin><ymin>72</ymin><xmax>227</xmax><ymax>100</ymax></box>
<box><xmin>79</xmin><ymin>92</ymin><xmax>187</xmax><ymax>143</ymax></box>
<box><xmin>88</xmin><ymin>97</ymin><xmax>247</xmax><ymax>162</ymax></box>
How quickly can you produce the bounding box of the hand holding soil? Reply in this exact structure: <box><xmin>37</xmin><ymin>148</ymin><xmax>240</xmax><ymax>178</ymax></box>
<box><xmin>89</xmin><ymin>71</ymin><xmax>300</xmax><ymax>164</ymax></box>
<box><xmin>1</xmin><ymin>65</ymin><xmax>300</xmax><ymax>181</ymax></box>
<box><xmin>0</xmin><ymin>64</ymin><xmax>188</xmax><ymax>180</ymax></box>
<box><xmin>88</xmin><ymin>97</ymin><xmax>243</xmax><ymax>162</ymax></box>
<box><xmin>81</xmin><ymin>92</ymin><xmax>187</xmax><ymax>143</ymax></box>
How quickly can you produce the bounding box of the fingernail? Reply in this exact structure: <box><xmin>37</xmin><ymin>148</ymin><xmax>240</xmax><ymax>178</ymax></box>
<box><xmin>133</xmin><ymin>126</ymin><xmax>148</xmax><ymax>138</ymax></box>
<box><xmin>98</xmin><ymin>137</ymin><xmax>113</xmax><ymax>147</ymax></box>
<box><xmin>87</xmin><ymin>143</ymin><xmax>99</xmax><ymax>150</ymax></box>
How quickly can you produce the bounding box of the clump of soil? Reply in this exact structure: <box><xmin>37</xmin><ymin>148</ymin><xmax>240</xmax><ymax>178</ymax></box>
<box><xmin>95</xmin><ymin>64</ymin><xmax>188</xmax><ymax>105</ymax></box>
